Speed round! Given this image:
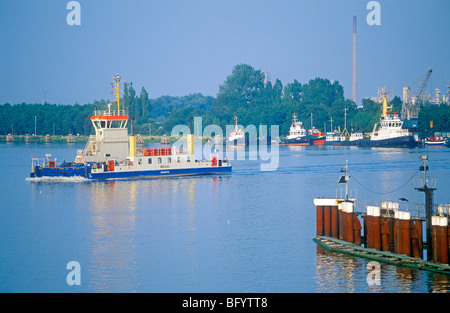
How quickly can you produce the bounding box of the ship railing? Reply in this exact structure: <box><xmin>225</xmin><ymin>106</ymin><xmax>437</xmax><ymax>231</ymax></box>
<box><xmin>31</xmin><ymin>157</ymin><xmax>50</xmax><ymax>170</ymax></box>
<box><xmin>92</xmin><ymin>109</ymin><xmax>127</xmax><ymax>117</ymax></box>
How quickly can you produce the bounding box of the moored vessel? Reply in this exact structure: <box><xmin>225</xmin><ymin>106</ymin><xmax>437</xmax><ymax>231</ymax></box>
<box><xmin>228</xmin><ymin>116</ymin><xmax>245</xmax><ymax>145</ymax></box>
<box><xmin>368</xmin><ymin>93</ymin><xmax>417</xmax><ymax>148</ymax></box>
<box><xmin>324</xmin><ymin>131</ymin><xmax>340</xmax><ymax>146</ymax></box>
<box><xmin>308</xmin><ymin>126</ymin><xmax>326</xmax><ymax>145</ymax></box>
<box><xmin>422</xmin><ymin>135</ymin><xmax>448</xmax><ymax>147</ymax></box>
<box><xmin>280</xmin><ymin>113</ymin><xmax>308</xmax><ymax>145</ymax></box>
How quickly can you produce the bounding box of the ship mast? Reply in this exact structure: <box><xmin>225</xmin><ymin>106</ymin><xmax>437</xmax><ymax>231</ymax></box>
<box><xmin>340</xmin><ymin>108</ymin><xmax>350</xmax><ymax>137</ymax></box>
<box><xmin>112</xmin><ymin>75</ymin><xmax>123</xmax><ymax>112</ymax></box>
<box><xmin>381</xmin><ymin>92</ymin><xmax>392</xmax><ymax>118</ymax></box>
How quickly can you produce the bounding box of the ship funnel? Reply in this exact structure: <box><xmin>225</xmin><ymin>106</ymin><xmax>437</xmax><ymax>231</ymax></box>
<box><xmin>187</xmin><ymin>134</ymin><xmax>195</xmax><ymax>155</ymax></box>
<box><xmin>129</xmin><ymin>135</ymin><xmax>137</xmax><ymax>158</ymax></box>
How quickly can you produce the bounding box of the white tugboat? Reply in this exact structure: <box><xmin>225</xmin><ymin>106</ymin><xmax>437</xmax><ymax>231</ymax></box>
<box><xmin>369</xmin><ymin>93</ymin><xmax>417</xmax><ymax>147</ymax></box>
<box><xmin>280</xmin><ymin>113</ymin><xmax>308</xmax><ymax>145</ymax></box>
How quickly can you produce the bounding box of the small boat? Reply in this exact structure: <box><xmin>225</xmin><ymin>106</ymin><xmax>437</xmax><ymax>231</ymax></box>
<box><xmin>280</xmin><ymin>114</ymin><xmax>308</xmax><ymax>145</ymax></box>
<box><xmin>324</xmin><ymin>131</ymin><xmax>341</xmax><ymax>146</ymax></box>
<box><xmin>309</xmin><ymin>127</ymin><xmax>326</xmax><ymax>145</ymax></box>
<box><xmin>228</xmin><ymin>116</ymin><xmax>245</xmax><ymax>145</ymax></box>
<box><xmin>422</xmin><ymin>135</ymin><xmax>448</xmax><ymax>147</ymax></box>
<box><xmin>340</xmin><ymin>132</ymin><xmax>364</xmax><ymax>146</ymax></box>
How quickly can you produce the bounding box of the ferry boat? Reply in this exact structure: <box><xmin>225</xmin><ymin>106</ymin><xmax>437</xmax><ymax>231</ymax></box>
<box><xmin>280</xmin><ymin>114</ymin><xmax>308</xmax><ymax>145</ymax></box>
<box><xmin>228</xmin><ymin>116</ymin><xmax>245</xmax><ymax>145</ymax></box>
<box><xmin>30</xmin><ymin>76</ymin><xmax>231</xmax><ymax>180</ymax></box>
<box><xmin>368</xmin><ymin>93</ymin><xmax>417</xmax><ymax>148</ymax></box>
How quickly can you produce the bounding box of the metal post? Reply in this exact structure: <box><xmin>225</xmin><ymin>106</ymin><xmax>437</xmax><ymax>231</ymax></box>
<box><xmin>424</xmin><ymin>187</ymin><xmax>434</xmax><ymax>260</ymax></box>
<box><xmin>415</xmin><ymin>155</ymin><xmax>435</xmax><ymax>261</ymax></box>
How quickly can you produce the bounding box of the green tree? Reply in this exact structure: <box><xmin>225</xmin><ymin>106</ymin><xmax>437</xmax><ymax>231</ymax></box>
<box><xmin>213</xmin><ymin>64</ymin><xmax>265</xmax><ymax>127</ymax></box>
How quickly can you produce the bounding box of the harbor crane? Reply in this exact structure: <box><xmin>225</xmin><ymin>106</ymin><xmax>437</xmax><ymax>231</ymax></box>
<box><xmin>401</xmin><ymin>68</ymin><xmax>432</xmax><ymax>121</ymax></box>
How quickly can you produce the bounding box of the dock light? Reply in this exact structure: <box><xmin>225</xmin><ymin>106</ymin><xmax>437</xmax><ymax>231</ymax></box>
<box><xmin>419</xmin><ymin>155</ymin><xmax>428</xmax><ymax>161</ymax></box>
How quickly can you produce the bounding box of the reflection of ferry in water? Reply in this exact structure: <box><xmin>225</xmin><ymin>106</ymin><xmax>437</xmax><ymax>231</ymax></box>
<box><xmin>280</xmin><ymin>114</ymin><xmax>308</xmax><ymax>145</ymax></box>
<box><xmin>30</xmin><ymin>76</ymin><xmax>231</xmax><ymax>179</ymax></box>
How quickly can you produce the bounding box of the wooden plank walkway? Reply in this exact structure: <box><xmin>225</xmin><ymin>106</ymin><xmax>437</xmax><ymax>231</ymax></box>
<box><xmin>313</xmin><ymin>236</ymin><xmax>450</xmax><ymax>276</ymax></box>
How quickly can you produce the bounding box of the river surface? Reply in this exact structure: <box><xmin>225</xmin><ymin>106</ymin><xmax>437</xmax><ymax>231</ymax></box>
<box><xmin>0</xmin><ymin>142</ymin><xmax>449</xmax><ymax>292</ymax></box>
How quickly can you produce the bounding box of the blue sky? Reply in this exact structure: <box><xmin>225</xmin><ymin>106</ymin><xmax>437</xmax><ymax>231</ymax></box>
<box><xmin>0</xmin><ymin>0</ymin><xmax>449</xmax><ymax>105</ymax></box>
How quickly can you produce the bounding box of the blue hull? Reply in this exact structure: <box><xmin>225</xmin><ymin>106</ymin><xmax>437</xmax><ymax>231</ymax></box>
<box><xmin>363</xmin><ymin>136</ymin><xmax>417</xmax><ymax>148</ymax></box>
<box><xmin>31</xmin><ymin>165</ymin><xmax>231</xmax><ymax>179</ymax></box>
<box><xmin>280</xmin><ymin>137</ymin><xmax>308</xmax><ymax>145</ymax></box>
<box><xmin>31</xmin><ymin>166</ymin><xmax>89</xmax><ymax>178</ymax></box>
<box><xmin>89</xmin><ymin>166</ymin><xmax>232</xmax><ymax>179</ymax></box>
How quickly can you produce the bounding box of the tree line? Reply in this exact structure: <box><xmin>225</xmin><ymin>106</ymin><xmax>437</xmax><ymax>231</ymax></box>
<box><xmin>1</xmin><ymin>63</ymin><xmax>449</xmax><ymax>138</ymax></box>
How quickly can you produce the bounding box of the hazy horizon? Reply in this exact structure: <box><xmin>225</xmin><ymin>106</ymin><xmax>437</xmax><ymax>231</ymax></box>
<box><xmin>1</xmin><ymin>0</ymin><xmax>449</xmax><ymax>105</ymax></box>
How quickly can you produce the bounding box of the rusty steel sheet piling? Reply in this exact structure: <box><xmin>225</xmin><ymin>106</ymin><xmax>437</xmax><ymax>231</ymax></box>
<box><xmin>314</xmin><ymin>199</ymin><xmax>339</xmax><ymax>239</ymax></box>
<box><xmin>364</xmin><ymin>206</ymin><xmax>381</xmax><ymax>250</ymax></box>
<box><xmin>432</xmin><ymin>217</ymin><xmax>449</xmax><ymax>264</ymax></box>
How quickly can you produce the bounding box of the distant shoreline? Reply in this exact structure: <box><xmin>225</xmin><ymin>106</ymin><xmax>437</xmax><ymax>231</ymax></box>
<box><xmin>0</xmin><ymin>135</ymin><xmax>210</xmax><ymax>144</ymax></box>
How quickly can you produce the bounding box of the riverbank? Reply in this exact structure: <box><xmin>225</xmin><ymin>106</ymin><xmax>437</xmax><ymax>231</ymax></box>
<box><xmin>0</xmin><ymin>134</ymin><xmax>208</xmax><ymax>144</ymax></box>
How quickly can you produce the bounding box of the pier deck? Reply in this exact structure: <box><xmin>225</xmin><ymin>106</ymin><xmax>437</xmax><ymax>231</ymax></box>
<box><xmin>314</xmin><ymin>236</ymin><xmax>450</xmax><ymax>276</ymax></box>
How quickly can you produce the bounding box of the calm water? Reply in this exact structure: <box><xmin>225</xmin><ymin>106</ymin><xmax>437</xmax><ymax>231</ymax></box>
<box><xmin>1</xmin><ymin>142</ymin><xmax>449</xmax><ymax>293</ymax></box>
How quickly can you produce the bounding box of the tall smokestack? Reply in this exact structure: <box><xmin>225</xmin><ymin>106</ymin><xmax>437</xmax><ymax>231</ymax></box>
<box><xmin>352</xmin><ymin>16</ymin><xmax>357</xmax><ymax>106</ymax></box>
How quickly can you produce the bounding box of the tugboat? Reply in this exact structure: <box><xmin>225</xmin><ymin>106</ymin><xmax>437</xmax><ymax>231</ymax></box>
<box><xmin>228</xmin><ymin>116</ymin><xmax>245</xmax><ymax>145</ymax></box>
<box><xmin>368</xmin><ymin>93</ymin><xmax>417</xmax><ymax>148</ymax></box>
<box><xmin>30</xmin><ymin>75</ymin><xmax>231</xmax><ymax>179</ymax></box>
<box><xmin>280</xmin><ymin>113</ymin><xmax>308</xmax><ymax>145</ymax></box>
<box><xmin>309</xmin><ymin>127</ymin><xmax>326</xmax><ymax>145</ymax></box>
<box><xmin>324</xmin><ymin>130</ymin><xmax>341</xmax><ymax>146</ymax></box>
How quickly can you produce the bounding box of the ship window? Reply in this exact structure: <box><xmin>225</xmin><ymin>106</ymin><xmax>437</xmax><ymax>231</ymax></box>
<box><xmin>138</xmin><ymin>158</ymin><xmax>142</xmax><ymax>165</ymax></box>
<box><xmin>187</xmin><ymin>156</ymin><xmax>191</xmax><ymax>162</ymax></box>
<box><xmin>158</xmin><ymin>157</ymin><xmax>162</xmax><ymax>164</ymax></box>
<box><xmin>148</xmin><ymin>158</ymin><xmax>152</xmax><ymax>164</ymax></box>
<box><xmin>177</xmin><ymin>157</ymin><xmax>181</xmax><ymax>163</ymax></box>
<box><xmin>168</xmin><ymin>157</ymin><xmax>171</xmax><ymax>163</ymax></box>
